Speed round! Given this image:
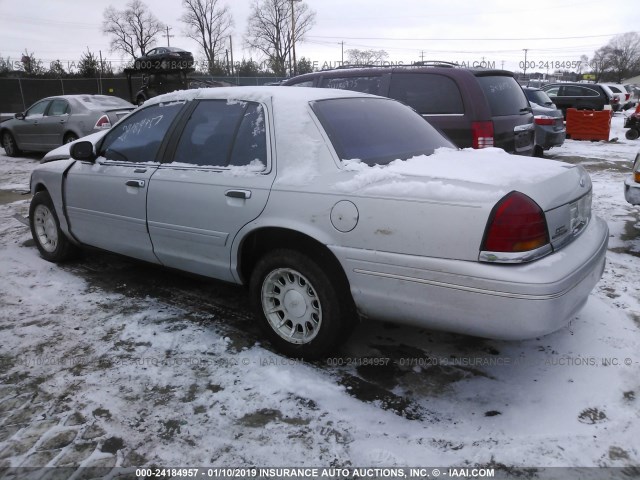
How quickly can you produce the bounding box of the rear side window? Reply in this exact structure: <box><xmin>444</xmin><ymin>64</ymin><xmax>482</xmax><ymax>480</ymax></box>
<box><xmin>563</xmin><ymin>86</ymin><xmax>599</xmax><ymax>97</ymax></box>
<box><xmin>312</xmin><ymin>97</ymin><xmax>454</xmax><ymax>166</ymax></box>
<box><xmin>320</xmin><ymin>76</ymin><xmax>383</xmax><ymax>94</ymax></box>
<box><xmin>389</xmin><ymin>73</ymin><xmax>464</xmax><ymax>114</ymax></box>
<box><xmin>477</xmin><ymin>75</ymin><xmax>529</xmax><ymax>116</ymax></box>
<box><xmin>172</xmin><ymin>100</ymin><xmax>266</xmax><ymax>168</ymax></box>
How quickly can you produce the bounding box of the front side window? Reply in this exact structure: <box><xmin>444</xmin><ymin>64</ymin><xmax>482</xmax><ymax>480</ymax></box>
<box><xmin>98</xmin><ymin>101</ymin><xmax>184</xmax><ymax>163</ymax></box>
<box><xmin>544</xmin><ymin>86</ymin><xmax>560</xmax><ymax>97</ymax></box>
<box><xmin>172</xmin><ymin>100</ymin><xmax>267</xmax><ymax>168</ymax></box>
<box><xmin>26</xmin><ymin>100</ymin><xmax>50</xmax><ymax>118</ymax></box>
<box><xmin>313</xmin><ymin>97</ymin><xmax>454</xmax><ymax>166</ymax></box>
<box><xmin>389</xmin><ymin>73</ymin><xmax>464</xmax><ymax>114</ymax></box>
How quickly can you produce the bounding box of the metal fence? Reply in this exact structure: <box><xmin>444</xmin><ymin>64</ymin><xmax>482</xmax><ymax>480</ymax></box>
<box><xmin>0</xmin><ymin>76</ymin><xmax>286</xmax><ymax>113</ymax></box>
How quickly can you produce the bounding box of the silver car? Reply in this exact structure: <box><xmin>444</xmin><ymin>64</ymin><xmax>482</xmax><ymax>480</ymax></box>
<box><xmin>29</xmin><ymin>87</ymin><xmax>608</xmax><ymax>359</ymax></box>
<box><xmin>522</xmin><ymin>87</ymin><xmax>566</xmax><ymax>157</ymax></box>
<box><xmin>1</xmin><ymin>95</ymin><xmax>135</xmax><ymax>156</ymax></box>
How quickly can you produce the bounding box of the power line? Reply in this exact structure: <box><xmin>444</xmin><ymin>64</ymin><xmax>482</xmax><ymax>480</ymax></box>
<box><xmin>306</xmin><ymin>32</ymin><xmax>624</xmax><ymax>42</ymax></box>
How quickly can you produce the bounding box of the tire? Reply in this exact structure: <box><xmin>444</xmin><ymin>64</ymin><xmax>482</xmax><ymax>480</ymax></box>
<box><xmin>533</xmin><ymin>145</ymin><xmax>544</xmax><ymax>158</ymax></box>
<box><xmin>626</xmin><ymin>128</ymin><xmax>640</xmax><ymax>141</ymax></box>
<box><xmin>2</xmin><ymin>131</ymin><xmax>20</xmax><ymax>157</ymax></box>
<box><xmin>29</xmin><ymin>191</ymin><xmax>79</xmax><ymax>263</ymax></box>
<box><xmin>250</xmin><ymin>249</ymin><xmax>354</xmax><ymax>359</ymax></box>
<box><xmin>64</xmin><ymin>133</ymin><xmax>78</xmax><ymax>144</ymax></box>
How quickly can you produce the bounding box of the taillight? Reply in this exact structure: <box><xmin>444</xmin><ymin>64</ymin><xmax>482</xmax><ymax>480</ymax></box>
<box><xmin>534</xmin><ymin>115</ymin><xmax>555</xmax><ymax>126</ymax></box>
<box><xmin>471</xmin><ymin>121</ymin><xmax>494</xmax><ymax>149</ymax></box>
<box><xmin>612</xmin><ymin>97</ymin><xmax>619</xmax><ymax>104</ymax></box>
<box><xmin>625</xmin><ymin>93</ymin><xmax>630</xmax><ymax>101</ymax></box>
<box><xmin>95</xmin><ymin>115</ymin><xmax>111</xmax><ymax>129</ymax></box>
<box><xmin>482</xmin><ymin>192</ymin><xmax>549</xmax><ymax>253</ymax></box>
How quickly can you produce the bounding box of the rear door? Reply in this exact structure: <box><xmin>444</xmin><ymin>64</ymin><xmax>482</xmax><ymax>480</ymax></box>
<box><xmin>476</xmin><ymin>74</ymin><xmax>534</xmax><ymax>155</ymax></box>
<box><xmin>64</xmin><ymin>101</ymin><xmax>185</xmax><ymax>262</ymax></box>
<box><xmin>147</xmin><ymin>99</ymin><xmax>274</xmax><ymax>282</ymax></box>
<box><xmin>37</xmin><ymin>99</ymin><xmax>70</xmax><ymax>149</ymax></box>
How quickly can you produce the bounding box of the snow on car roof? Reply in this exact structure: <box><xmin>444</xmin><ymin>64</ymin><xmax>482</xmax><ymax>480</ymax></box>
<box><xmin>71</xmin><ymin>95</ymin><xmax>134</xmax><ymax>110</ymax></box>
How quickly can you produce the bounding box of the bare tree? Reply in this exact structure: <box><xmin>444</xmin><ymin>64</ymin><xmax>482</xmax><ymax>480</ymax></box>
<box><xmin>181</xmin><ymin>0</ymin><xmax>233</xmax><ymax>74</ymax></box>
<box><xmin>590</xmin><ymin>47</ymin><xmax>612</xmax><ymax>83</ymax></box>
<box><xmin>244</xmin><ymin>0</ymin><xmax>315</xmax><ymax>76</ymax></box>
<box><xmin>346</xmin><ymin>49</ymin><xmax>388</xmax><ymax>66</ymax></box>
<box><xmin>102</xmin><ymin>0</ymin><xmax>164</xmax><ymax>60</ymax></box>
<box><xmin>605</xmin><ymin>32</ymin><xmax>640</xmax><ymax>83</ymax></box>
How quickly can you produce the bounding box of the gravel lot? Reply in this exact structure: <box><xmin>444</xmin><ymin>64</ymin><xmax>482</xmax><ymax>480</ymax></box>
<box><xmin>0</xmin><ymin>113</ymin><xmax>639</xmax><ymax>478</ymax></box>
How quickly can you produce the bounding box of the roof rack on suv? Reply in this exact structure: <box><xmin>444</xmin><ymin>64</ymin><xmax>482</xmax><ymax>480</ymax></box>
<box><xmin>410</xmin><ymin>61</ymin><xmax>458</xmax><ymax>68</ymax></box>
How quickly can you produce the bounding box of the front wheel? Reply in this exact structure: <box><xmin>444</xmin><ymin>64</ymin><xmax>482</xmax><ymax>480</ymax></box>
<box><xmin>2</xmin><ymin>131</ymin><xmax>20</xmax><ymax>157</ymax></box>
<box><xmin>29</xmin><ymin>191</ymin><xmax>79</xmax><ymax>262</ymax></box>
<box><xmin>250</xmin><ymin>249</ymin><xmax>354</xmax><ymax>359</ymax></box>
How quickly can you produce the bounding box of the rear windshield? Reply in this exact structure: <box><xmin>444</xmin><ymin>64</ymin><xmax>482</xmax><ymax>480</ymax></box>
<box><xmin>76</xmin><ymin>96</ymin><xmax>133</xmax><ymax>110</ymax></box>
<box><xmin>312</xmin><ymin>97</ymin><xmax>455</xmax><ymax>166</ymax></box>
<box><xmin>524</xmin><ymin>89</ymin><xmax>552</xmax><ymax>106</ymax></box>
<box><xmin>477</xmin><ymin>76</ymin><xmax>530</xmax><ymax>116</ymax></box>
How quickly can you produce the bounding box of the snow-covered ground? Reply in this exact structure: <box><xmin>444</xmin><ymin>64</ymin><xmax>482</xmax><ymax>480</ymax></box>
<box><xmin>0</xmin><ymin>113</ymin><xmax>639</xmax><ymax>475</ymax></box>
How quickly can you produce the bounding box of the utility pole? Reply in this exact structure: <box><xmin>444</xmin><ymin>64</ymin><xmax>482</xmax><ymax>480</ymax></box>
<box><xmin>98</xmin><ymin>49</ymin><xmax>104</xmax><ymax>95</ymax></box>
<box><xmin>501</xmin><ymin>60</ymin><xmax>505</xmax><ymax>69</ymax></box>
<box><xmin>229</xmin><ymin>36</ymin><xmax>234</xmax><ymax>77</ymax></box>
<box><xmin>523</xmin><ymin>48</ymin><xmax>529</xmax><ymax>77</ymax></box>
<box><xmin>290</xmin><ymin>0</ymin><xmax>301</xmax><ymax>76</ymax></box>
<box><xmin>163</xmin><ymin>26</ymin><xmax>174</xmax><ymax>47</ymax></box>
<box><xmin>420</xmin><ymin>50</ymin><xmax>425</xmax><ymax>62</ymax></box>
<box><xmin>341</xmin><ymin>41</ymin><xmax>344</xmax><ymax>66</ymax></box>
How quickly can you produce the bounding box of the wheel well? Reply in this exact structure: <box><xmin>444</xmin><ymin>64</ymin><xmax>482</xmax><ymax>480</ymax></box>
<box><xmin>64</xmin><ymin>131</ymin><xmax>79</xmax><ymax>141</ymax></box>
<box><xmin>238</xmin><ymin>228</ymin><xmax>351</xmax><ymax>291</ymax></box>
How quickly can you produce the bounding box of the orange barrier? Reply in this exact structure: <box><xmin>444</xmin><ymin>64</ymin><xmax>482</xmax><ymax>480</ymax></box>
<box><xmin>565</xmin><ymin>108</ymin><xmax>612</xmax><ymax>141</ymax></box>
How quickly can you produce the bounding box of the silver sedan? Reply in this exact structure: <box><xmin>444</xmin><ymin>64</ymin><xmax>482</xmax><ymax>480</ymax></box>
<box><xmin>29</xmin><ymin>87</ymin><xmax>608</xmax><ymax>359</ymax></box>
<box><xmin>1</xmin><ymin>95</ymin><xmax>135</xmax><ymax>156</ymax></box>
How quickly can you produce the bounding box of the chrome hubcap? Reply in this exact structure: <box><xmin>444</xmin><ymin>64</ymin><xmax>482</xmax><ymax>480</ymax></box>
<box><xmin>33</xmin><ymin>204</ymin><xmax>58</xmax><ymax>253</ymax></box>
<box><xmin>261</xmin><ymin>268</ymin><xmax>322</xmax><ymax>344</ymax></box>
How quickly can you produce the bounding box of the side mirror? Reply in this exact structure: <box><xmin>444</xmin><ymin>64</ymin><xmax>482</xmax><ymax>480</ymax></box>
<box><xmin>70</xmin><ymin>141</ymin><xmax>96</xmax><ymax>162</ymax></box>
<box><xmin>14</xmin><ymin>112</ymin><xmax>25</xmax><ymax>120</ymax></box>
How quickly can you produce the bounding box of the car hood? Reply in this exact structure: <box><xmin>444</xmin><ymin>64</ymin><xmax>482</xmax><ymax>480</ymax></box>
<box><xmin>331</xmin><ymin>147</ymin><xmax>589</xmax><ymax>212</ymax></box>
<box><xmin>41</xmin><ymin>130</ymin><xmax>109</xmax><ymax>163</ymax></box>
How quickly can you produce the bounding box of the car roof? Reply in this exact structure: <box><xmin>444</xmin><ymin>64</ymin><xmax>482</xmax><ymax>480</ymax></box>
<box><xmin>144</xmin><ymin>85</ymin><xmax>377</xmax><ymax>107</ymax></box>
<box><xmin>287</xmin><ymin>66</ymin><xmax>516</xmax><ymax>81</ymax></box>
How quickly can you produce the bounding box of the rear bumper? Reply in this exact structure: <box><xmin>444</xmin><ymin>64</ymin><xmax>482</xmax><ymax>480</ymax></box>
<box><xmin>331</xmin><ymin>216</ymin><xmax>608</xmax><ymax>340</ymax></box>
<box><xmin>624</xmin><ymin>176</ymin><xmax>640</xmax><ymax>205</ymax></box>
<box><xmin>535</xmin><ymin>126</ymin><xmax>566</xmax><ymax>150</ymax></box>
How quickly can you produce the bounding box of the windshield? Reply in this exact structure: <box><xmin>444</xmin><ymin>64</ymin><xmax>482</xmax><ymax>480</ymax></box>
<box><xmin>525</xmin><ymin>89</ymin><xmax>553</xmax><ymax>106</ymax></box>
<box><xmin>312</xmin><ymin>97</ymin><xmax>455</xmax><ymax>166</ymax></box>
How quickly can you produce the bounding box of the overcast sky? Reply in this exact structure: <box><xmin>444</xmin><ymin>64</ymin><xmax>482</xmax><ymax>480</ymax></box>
<box><xmin>0</xmin><ymin>0</ymin><xmax>637</xmax><ymax>75</ymax></box>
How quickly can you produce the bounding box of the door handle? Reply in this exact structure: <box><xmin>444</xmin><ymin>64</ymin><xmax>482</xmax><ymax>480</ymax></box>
<box><xmin>126</xmin><ymin>180</ymin><xmax>145</xmax><ymax>188</ymax></box>
<box><xmin>225</xmin><ymin>189</ymin><xmax>252</xmax><ymax>199</ymax></box>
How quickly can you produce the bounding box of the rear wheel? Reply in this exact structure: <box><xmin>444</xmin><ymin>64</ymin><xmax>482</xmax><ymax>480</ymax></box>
<box><xmin>29</xmin><ymin>191</ymin><xmax>79</xmax><ymax>262</ymax></box>
<box><xmin>2</xmin><ymin>131</ymin><xmax>20</xmax><ymax>157</ymax></box>
<box><xmin>250</xmin><ymin>249</ymin><xmax>354</xmax><ymax>359</ymax></box>
<box><xmin>625</xmin><ymin>128</ymin><xmax>640</xmax><ymax>141</ymax></box>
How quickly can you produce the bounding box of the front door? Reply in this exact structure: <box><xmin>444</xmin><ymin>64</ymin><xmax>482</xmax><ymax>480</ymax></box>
<box><xmin>64</xmin><ymin>101</ymin><xmax>185</xmax><ymax>262</ymax></box>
